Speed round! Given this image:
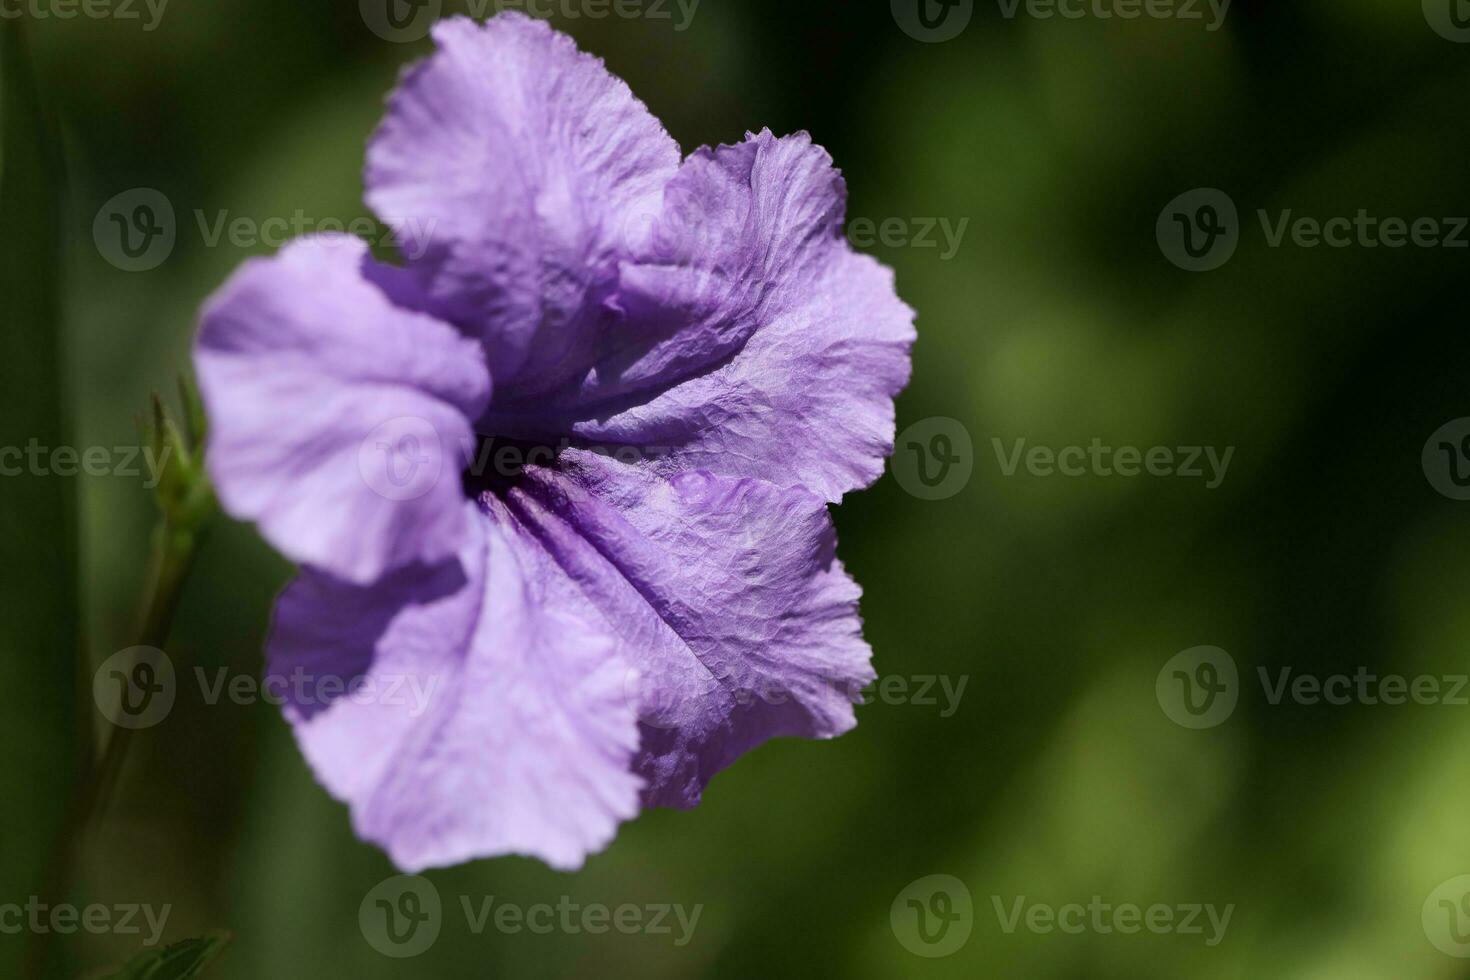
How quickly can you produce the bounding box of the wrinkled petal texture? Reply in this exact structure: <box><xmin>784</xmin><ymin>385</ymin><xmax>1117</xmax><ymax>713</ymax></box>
<box><xmin>502</xmin><ymin>450</ymin><xmax>876</xmax><ymax>808</ymax></box>
<box><xmin>569</xmin><ymin>129</ymin><xmax>847</xmax><ymax>403</ymax></box>
<box><xmin>498</xmin><ymin>130</ymin><xmax>917</xmax><ymax>502</ymax></box>
<box><xmin>194</xmin><ymin>236</ymin><xmax>489</xmax><ymax>585</ymax></box>
<box><xmin>365</xmin><ymin>13</ymin><xmax>680</xmax><ymax>396</ymax></box>
<box><xmin>573</xmin><ymin>243</ymin><xmax>916</xmax><ymax>502</ymax></box>
<box><xmin>268</xmin><ymin>502</ymin><xmax>642</xmax><ymax>872</ymax></box>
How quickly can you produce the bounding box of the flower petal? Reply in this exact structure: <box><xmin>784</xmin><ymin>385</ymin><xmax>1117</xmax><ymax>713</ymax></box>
<box><xmin>486</xmin><ymin>130</ymin><xmax>915</xmax><ymax>502</ymax></box>
<box><xmin>544</xmin><ymin>129</ymin><xmax>847</xmax><ymax>406</ymax></box>
<box><xmin>194</xmin><ymin>235</ymin><xmax>490</xmax><ymax>585</ymax></box>
<box><xmin>365</xmin><ymin>13</ymin><xmax>680</xmax><ymax>396</ymax></box>
<box><xmin>267</xmin><ymin>500</ymin><xmax>643</xmax><ymax>872</ymax></box>
<box><xmin>502</xmin><ymin>449</ymin><xmax>875</xmax><ymax>809</ymax></box>
<box><xmin>569</xmin><ymin>245</ymin><xmax>916</xmax><ymax>502</ymax></box>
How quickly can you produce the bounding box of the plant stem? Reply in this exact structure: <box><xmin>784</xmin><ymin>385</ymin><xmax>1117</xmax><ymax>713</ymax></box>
<box><xmin>97</xmin><ymin>519</ymin><xmax>203</xmax><ymax>806</ymax></box>
<box><xmin>23</xmin><ymin>513</ymin><xmax>209</xmax><ymax>980</ymax></box>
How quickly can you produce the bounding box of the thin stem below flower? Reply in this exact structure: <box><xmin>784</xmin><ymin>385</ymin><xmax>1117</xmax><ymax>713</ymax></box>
<box><xmin>23</xmin><ymin>512</ymin><xmax>209</xmax><ymax>980</ymax></box>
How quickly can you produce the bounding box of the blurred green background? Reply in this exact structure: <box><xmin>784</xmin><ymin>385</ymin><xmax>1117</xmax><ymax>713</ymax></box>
<box><xmin>5</xmin><ymin>0</ymin><xmax>1470</xmax><ymax>976</ymax></box>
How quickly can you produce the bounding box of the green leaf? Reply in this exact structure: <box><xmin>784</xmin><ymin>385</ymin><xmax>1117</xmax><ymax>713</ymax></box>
<box><xmin>94</xmin><ymin>932</ymin><xmax>233</xmax><ymax>980</ymax></box>
<box><xmin>0</xmin><ymin>17</ymin><xmax>78</xmax><ymax>980</ymax></box>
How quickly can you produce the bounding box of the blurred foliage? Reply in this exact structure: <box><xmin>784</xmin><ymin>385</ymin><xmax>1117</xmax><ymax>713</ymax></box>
<box><xmin>3</xmin><ymin>0</ymin><xmax>1470</xmax><ymax>977</ymax></box>
<box><xmin>0</xmin><ymin>15</ymin><xmax>80</xmax><ymax>980</ymax></box>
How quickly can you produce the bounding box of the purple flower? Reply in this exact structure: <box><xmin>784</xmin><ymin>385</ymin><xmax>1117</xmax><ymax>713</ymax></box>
<box><xmin>194</xmin><ymin>13</ymin><xmax>914</xmax><ymax>871</ymax></box>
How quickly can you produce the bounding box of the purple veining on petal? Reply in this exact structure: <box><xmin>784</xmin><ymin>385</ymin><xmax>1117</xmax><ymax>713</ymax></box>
<box><xmin>498</xmin><ymin>449</ymin><xmax>875</xmax><ymax>808</ymax></box>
